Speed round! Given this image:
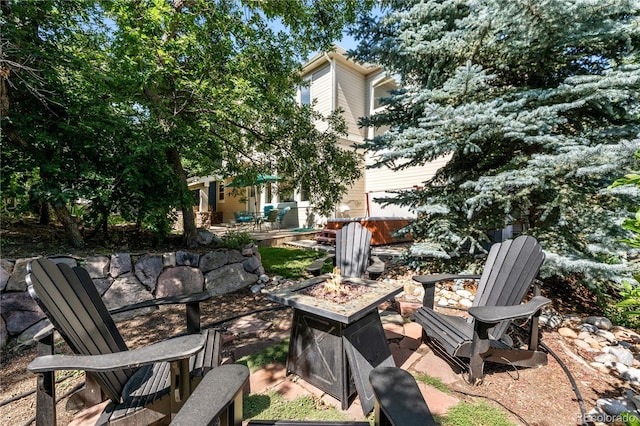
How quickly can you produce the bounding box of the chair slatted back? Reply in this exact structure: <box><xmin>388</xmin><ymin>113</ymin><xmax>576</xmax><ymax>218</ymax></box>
<box><xmin>27</xmin><ymin>258</ymin><xmax>133</xmax><ymax>402</ymax></box>
<box><xmin>336</xmin><ymin>222</ymin><xmax>372</xmax><ymax>278</ymax></box>
<box><xmin>266</xmin><ymin>209</ymin><xmax>280</xmax><ymax>222</ymax></box>
<box><xmin>473</xmin><ymin>235</ymin><xmax>545</xmax><ymax>338</ymax></box>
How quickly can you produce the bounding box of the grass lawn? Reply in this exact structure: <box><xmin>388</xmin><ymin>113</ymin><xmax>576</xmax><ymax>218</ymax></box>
<box><xmin>259</xmin><ymin>246</ymin><xmax>327</xmax><ymax>279</ymax></box>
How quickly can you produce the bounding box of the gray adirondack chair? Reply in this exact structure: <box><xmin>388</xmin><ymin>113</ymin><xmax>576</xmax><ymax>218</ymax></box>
<box><xmin>306</xmin><ymin>222</ymin><xmax>385</xmax><ymax>279</ymax></box>
<box><xmin>411</xmin><ymin>235</ymin><xmax>550</xmax><ymax>383</ymax></box>
<box><xmin>173</xmin><ymin>366</ymin><xmax>434</xmax><ymax>426</ymax></box>
<box><xmin>25</xmin><ymin>257</ymin><xmax>242</xmax><ymax>426</ymax></box>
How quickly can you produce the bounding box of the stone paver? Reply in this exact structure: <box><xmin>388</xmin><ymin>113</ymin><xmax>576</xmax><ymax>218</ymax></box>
<box><xmin>403</xmin><ymin>321</ymin><xmax>424</xmax><ymax>340</ymax></box>
<box><xmin>417</xmin><ymin>382</ymin><xmax>460</xmax><ymax>416</ymax></box>
<box><xmin>246</xmin><ymin>362</ymin><xmax>287</xmax><ymax>394</ymax></box>
<box><xmin>413</xmin><ymin>350</ymin><xmax>462</xmax><ymax>384</ymax></box>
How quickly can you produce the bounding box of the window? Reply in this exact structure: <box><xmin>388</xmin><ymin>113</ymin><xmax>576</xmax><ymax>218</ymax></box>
<box><xmin>373</xmin><ymin>80</ymin><xmax>397</xmax><ymax>110</ymax></box>
<box><xmin>300</xmin><ymin>183</ymin><xmax>310</xmax><ymax>202</ymax></box>
<box><xmin>218</xmin><ymin>182</ymin><xmax>225</xmax><ymax>202</ymax></box>
<box><xmin>299</xmin><ymin>83</ymin><xmax>311</xmax><ymax>106</ymax></box>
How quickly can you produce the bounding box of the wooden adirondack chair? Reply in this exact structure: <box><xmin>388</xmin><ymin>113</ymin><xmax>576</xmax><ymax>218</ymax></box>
<box><xmin>25</xmin><ymin>257</ymin><xmax>240</xmax><ymax>426</ymax></box>
<box><xmin>174</xmin><ymin>366</ymin><xmax>434</xmax><ymax>426</ymax></box>
<box><xmin>411</xmin><ymin>235</ymin><xmax>550</xmax><ymax>384</ymax></box>
<box><xmin>306</xmin><ymin>222</ymin><xmax>385</xmax><ymax>279</ymax></box>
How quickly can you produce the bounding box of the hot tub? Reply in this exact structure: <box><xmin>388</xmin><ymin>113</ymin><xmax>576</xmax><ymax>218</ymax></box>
<box><xmin>319</xmin><ymin>217</ymin><xmax>414</xmax><ymax>246</ymax></box>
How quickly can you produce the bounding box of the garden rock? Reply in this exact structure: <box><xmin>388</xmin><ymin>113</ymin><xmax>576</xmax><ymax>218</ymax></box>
<box><xmin>16</xmin><ymin>319</ymin><xmax>51</xmax><ymax>347</ymax></box>
<box><xmin>0</xmin><ymin>260</ymin><xmax>12</xmax><ymax>292</ymax></box>
<box><xmin>597</xmin><ymin>398</ymin><xmax>637</xmax><ymax>416</ymax></box>
<box><xmin>1</xmin><ymin>290</ymin><xmax>46</xmax><ymax>337</ymax></box>
<box><xmin>176</xmin><ymin>250</ymin><xmax>199</xmax><ymax>266</ymax></box>
<box><xmin>228</xmin><ymin>249</ymin><xmax>246</xmax><ymax>264</ymax></box>
<box><xmin>197</xmin><ymin>229</ymin><xmax>214</xmax><ymax>245</ymax></box>
<box><xmin>51</xmin><ymin>257</ymin><xmax>78</xmax><ymax>267</ymax></box>
<box><xmin>103</xmin><ymin>273</ymin><xmax>155</xmax><ymax>320</ymax></box>
<box><xmin>134</xmin><ymin>254</ymin><xmax>164</xmax><ymax>290</ymax></box>
<box><xmin>156</xmin><ymin>266</ymin><xmax>204</xmax><ymax>298</ymax></box>
<box><xmin>586</xmin><ymin>316</ymin><xmax>613</xmax><ymax>330</ymax></box>
<box><xmin>85</xmin><ymin>255</ymin><xmax>110</xmax><ymax>278</ymax></box>
<box><xmin>0</xmin><ymin>316</ymin><xmax>7</xmax><ymax>348</ymax></box>
<box><xmin>243</xmin><ymin>255</ymin><xmax>262</xmax><ymax>274</ymax></box>
<box><xmin>604</xmin><ymin>346</ymin><xmax>634</xmax><ymax>366</ymax></box>
<box><xmin>110</xmin><ymin>253</ymin><xmax>132</xmax><ymax>277</ymax></box>
<box><xmin>6</xmin><ymin>258</ymin><xmax>33</xmax><ymax>292</ymax></box>
<box><xmin>199</xmin><ymin>250</ymin><xmax>229</xmax><ymax>273</ymax></box>
<box><xmin>205</xmin><ymin>263</ymin><xmax>258</xmax><ymax>295</ymax></box>
<box><xmin>93</xmin><ymin>277</ymin><xmax>114</xmax><ymax>296</ymax></box>
<box><xmin>163</xmin><ymin>252</ymin><xmax>176</xmax><ymax>267</ymax></box>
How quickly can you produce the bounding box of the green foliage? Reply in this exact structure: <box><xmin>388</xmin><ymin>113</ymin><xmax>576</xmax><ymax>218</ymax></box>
<box><xmin>2</xmin><ymin>0</ymin><xmax>373</xmax><ymax>246</ymax></box>
<box><xmin>219</xmin><ymin>231</ymin><xmax>254</xmax><ymax>251</ymax></box>
<box><xmin>236</xmin><ymin>339</ymin><xmax>289</xmax><ymax>372</ymax></box>
<box><xmin>610</xmin><ymin>150</ymin><xmax>640</xmax><ymax>248</ymax></box>
<box><xmin>624</xmin><ymin>412</ymin><xmax>640</xmax><ymax>426</ymax></box>
<box><xmin>259</xmin><ymin>247</ymin><xmax>326</xmax><ymax>279</ymax></box>
<box><xmin>351</xmin><ymin>0</ymin><xmax>640</xmax><ymax>286</ymax></box>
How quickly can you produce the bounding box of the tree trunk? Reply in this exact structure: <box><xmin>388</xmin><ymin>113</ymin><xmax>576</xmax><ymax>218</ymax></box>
<box><xmin>167</xmin><ymin>147</ymin><xmax>197</xmax><ymax>248</ymax></box>
<box><xmin>52</xmin><ymin>203</ymin><xmax>84</xmax><ymax>248</ymax></box>
<box><xmin>39</xmin><ymin>202</ymin><xmax>50</xmax><ymax>225</ymax></box>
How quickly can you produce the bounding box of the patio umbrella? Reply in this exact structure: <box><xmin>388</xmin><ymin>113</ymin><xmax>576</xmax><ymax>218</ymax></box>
<box><xmin>225</xmin><ymin>174</ymin><xmax>281</xmax><ymax>188</ymax></box>
<box><xmin>225</xmin><ymin>174</ymin><xmax>282</xmax><ymax>215</ymax></box>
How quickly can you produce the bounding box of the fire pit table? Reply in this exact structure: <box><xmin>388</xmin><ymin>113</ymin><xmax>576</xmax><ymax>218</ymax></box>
<box><xmin>265</xmin><ymin>275</ymin><xmax>403</xmax><ymax>414</ymax></box>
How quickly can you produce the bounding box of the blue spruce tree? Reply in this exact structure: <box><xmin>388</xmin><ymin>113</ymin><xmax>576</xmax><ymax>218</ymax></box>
<box><xmin>351</xmin><ymin>0</ymin><xmax>640</xmax><ymax>285</ymax></box>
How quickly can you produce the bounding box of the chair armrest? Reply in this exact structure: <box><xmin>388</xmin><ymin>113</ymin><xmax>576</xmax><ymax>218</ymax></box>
<box><xmin>108</xmin><ymin>291</ymin><xmax>212</xmax><ymax>315</ymax></box>
<box><xmin>369</xmin><ymin>366</ymin><xmax>436</xmax><ymax>426</ymax></box>
<box><xmin>468</xmin><ymin>296</ymin><xmax>551</xmax><ymax>324</ymax></box>
<box><xmin>28</xmin><ymin>333</ymin><xmax>206</xmax><ymax>373</ymax></box>
<box><xmin>170</xmin><ymin>364</ymin><xmax>249</xmax><ymax>426</ymax></box>
<box><xmin>305</xmin><ymin>255</ymin><xmax>335</xmax><ymax>276</ymax></box>
<box><xmin>367</xmin><ymin>256</ymin><xmax>385</xmax><ymax>280</ymax></box>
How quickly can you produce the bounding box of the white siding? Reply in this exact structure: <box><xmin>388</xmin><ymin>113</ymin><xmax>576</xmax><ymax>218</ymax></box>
<box><xmin>310</xmin><ymin>65</ymin><xmax>331</xmax><ymax>131</ymax></box>
<box><xmin>365</xmin><ymin>154</ymin><xmax>452</xmax><ymax>193</ymax></box>
<box><xmin>336</xmin><ymin>64</ymin><xmax>367</xmax><ymax>140</ymax></box>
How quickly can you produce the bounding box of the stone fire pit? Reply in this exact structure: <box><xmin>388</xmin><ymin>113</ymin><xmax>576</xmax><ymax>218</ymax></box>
<box><xmin>265</xmin><ymin>274</ymin><xmax>403</xmax><ymax>414</ymax></box>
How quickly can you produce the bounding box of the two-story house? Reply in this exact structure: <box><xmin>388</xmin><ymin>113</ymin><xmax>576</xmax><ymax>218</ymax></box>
<box><xmin>189</xmin><ymin>45</ymin><xmax>448</xmax><ymax>229</ymax></box>
<box><xmin>299</xmin><ymin>45</ymin><xmax>448</xmax><ymax>220</ymax></box>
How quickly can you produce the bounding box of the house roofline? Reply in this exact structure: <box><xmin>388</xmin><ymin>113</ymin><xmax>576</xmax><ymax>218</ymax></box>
<box><xmin>302</xmin><ymin>44</ymin><xmax>379</xmax><ymax>77</ymax></box>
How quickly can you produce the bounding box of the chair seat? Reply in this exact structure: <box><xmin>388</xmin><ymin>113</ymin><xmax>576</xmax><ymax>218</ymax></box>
<box><xmin>100</xmin><ymin>329</ymin><xmax>221</xmax><ymax>424</ymax></box>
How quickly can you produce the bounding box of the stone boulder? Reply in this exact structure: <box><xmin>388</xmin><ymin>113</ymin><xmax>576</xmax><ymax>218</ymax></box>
<box><xmin>0</xmin><ymin>259</ymin><xmax>14</xmax><ymax>292</ymax></box>
<box><xmin>134</xmin><ymin>254</ymin><xmax>164</xmax><ymax>291</ymax></box>
<box><xmin>16</xmin><ymin>319</ymin><xmax>51</xmax><ymax>347</ymax></box>
<box><xmin>0</xmin><ymin>316</ymin><xmax>7</xmax><ymax>348</ymax></box>
<box><xmin>197</xmin><ymin>229</ymin><xmax>214</xmax><ymax>245</ymax></box>
<box><xmin>156</xmin><ymin>267</ymin><xmax>204</xmax><ymax>298</ymax></box>
<box><xmin>205</xmin><ymin>264</ymin><xmax>258</xmax><ymax>296</ymax></box>
<box><xmin>0</xmin><ymin>291</ymin><xmax>46</xmax><ymax>336</ymax></box>
<box><xmin>6</xmin><ymin>258</ymin><xmax>35</xmax><ymax>292</ymax></box>
<box><xmin>85</xmin><ymin>255</ymin><xmax>110</xmax><ymax>278</ymax></box>
<box><xmin>102</xmin><ymin>273</ymin><xmax>155</xmax><ymax>320</ymax></box>
<box><xmin>199</xmin><ymin>250</ymin><xmax>229</xmax><ymax>273</ymax></box>
<box><xmin>110</xmin><ymin>253</ymin><xmax>132</xmax><ymax>277</ymax></box>
<box><xmin>93</xmin><ymin>277</ymin><xmax>114</xmax><ymax>296</ymax></box>
<box><xmin>51</xmin><ymin>257</ymin><xmax>78</xmax><ymax>267</ymax></box>
<box><xmin>176</xmin><ymin>251</ymin><xmax>199</xmax><ymax>267</ymax></box>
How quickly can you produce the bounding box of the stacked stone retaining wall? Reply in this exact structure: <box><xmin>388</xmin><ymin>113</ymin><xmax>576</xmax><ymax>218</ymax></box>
<box><xmin>0</xmin><ymin>244</ymin><xmax>264</xmax><ymax>348</ymax></box>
